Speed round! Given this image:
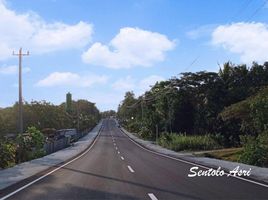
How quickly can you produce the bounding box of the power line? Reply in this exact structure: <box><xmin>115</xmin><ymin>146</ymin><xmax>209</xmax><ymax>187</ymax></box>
<box><xmin>184</xmin><ymin>55</ymin><xmax>200</xmax><ymax>72</ymax></box>
<box><xmin>231</xmin><ymin>0</ymin><xmax>253</xmax><ymax>21</ymax></box>
<box><xmin>184</xmin><ymin>0</ymin><xmax>251</xmax><ymax>71</ymax></box>
<box><xmin>247</xmin><ymin>0</ymin><xmax>267</xmax><ymax>21</ymax></box>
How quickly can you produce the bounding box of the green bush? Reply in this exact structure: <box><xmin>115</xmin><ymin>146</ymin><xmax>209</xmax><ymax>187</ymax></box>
<box><xmin>16</xmin><ymin>126</ymin><xmax>46</xmax><ymax>163</ymax></box>
<box><xmin>239</xmin><ymin>134</ymin><xmax>268</xmax><ymax>167</ymax></box>
<box><xmin>250</xmin><ymin>90</ymin><xmax>268</xmax><ymax>133</ymax></box>
<box><xmin>0</xmin><ymin>141</ymin><xmax>16</xmax><ymax>169</ymax></box>
<box><xmin>138</xmin><ymin>126</ymin><xmax>153</xmax><ymax>139</ymax></box>
<box><xmin>158</xmin><ymin>133</ymin><xmax>220</xmax><ymax>151</ymax></box>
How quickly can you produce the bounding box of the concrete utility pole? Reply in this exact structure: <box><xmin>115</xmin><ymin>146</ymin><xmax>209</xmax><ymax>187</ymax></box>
<box><xmin>13</xmin><ymin>48</ymin><xmax>29</xmax><ymax>134</ymax></box>
<box><xmin>77</xmin><ymin>101</ymin><xmax>80</xmax><ymax>132</ymax></box>
<box><xmin>141</xmin><ymin>97</ymin><xmax>144</xmax><ymax>125</ymax></box>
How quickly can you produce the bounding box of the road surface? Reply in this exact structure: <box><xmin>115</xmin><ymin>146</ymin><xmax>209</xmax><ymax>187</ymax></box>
<box><xmin>1</xmin><ymin>119</ymin><xmax>268</xmax><ymax>200</ymax></box>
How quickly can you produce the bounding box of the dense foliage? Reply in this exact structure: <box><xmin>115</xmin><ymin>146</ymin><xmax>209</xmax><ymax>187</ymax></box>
<box><xmin>220</xmin><ymin>87</ymin><xmax>268</xmax><ymax>166</ymax></box>
<box><xmin>117</xmin><ymin>62</ymin><xmax>268</xmax><ymax>162</ymax></box>
<box><xmin>158</xmin><ymin>133</ymin><xmax>220</xmax><ymax>151</ymax></box>
<box><xmin>0</xmin><ymin>99</ymin><xmax>100</xmax><ymax>169</ymax></box>
<box><xmin>0</xmin><ymin>141</ymin><xmax>16</xmax><ymax>168</ymax></box>
<box><xmin>0</xmin><ymin>100</ymin><xmax>100</xmax><ymax>137</ymax></box>
<box><xmin>16</xmin><ymin>126</ymin><xmax>46</xmax><ymax>163</ymax></box>
<box><xmin>101</xmin><ymin>110</ymin><xmax>117</xmax><ymax>118</ymax></box>
<box><xmin>239</xmin><ymin>133</ymin><xmax>268</xmax><ymax>167</ymax></box>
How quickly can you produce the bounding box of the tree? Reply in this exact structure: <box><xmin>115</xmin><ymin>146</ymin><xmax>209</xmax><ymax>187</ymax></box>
<box><xmin>0</xmin><ymin>99</ymin><xmax>100</xmax><ymax>137</ymax></box>
<box><xmin>101</xmin><ymin>110</ymin><xmax>116</xmax><ymax>118</ymax></box>
<box><xmin>220</xmin><ymin>87</ymin><xmax>268</xmax><ymax>135</ymax></box>
<box><xmin>117</xmin><ymin>62</ymin><xmax>268</xmax><ymax>147</ymax></box>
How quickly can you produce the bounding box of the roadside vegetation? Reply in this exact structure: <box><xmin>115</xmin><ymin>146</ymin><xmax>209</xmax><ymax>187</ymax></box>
<box><xmin>0</xmin><ymin>99</ymin><xmax>100</xmax><ymax>169</ymax></box>
<box><xmin>196</xmin><ymin>148</ymin><xmax>243</xmax><ymax>162</ymax></box>
<box><xmin>117</xmin><ymin>62</ymin><xmax>268</xmax><ymax>167</ymax></box>
<box><xmin>158</xmin><ymin>133</ymin><xmax>220</xmax><ymax>151</ymax></box>
<box><xmin>0</xmin><ymin>127</ymin><xmax>46</xmax><ymax>169</ymax></box>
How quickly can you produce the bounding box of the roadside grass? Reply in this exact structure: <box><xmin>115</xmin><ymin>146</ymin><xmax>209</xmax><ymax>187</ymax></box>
<box><xmin>195</xmin><ymin>148</ymin><xmax>243</xmax><ymax>162</ymax></box>
<box><xmin>157</xmin><ymin>133</ymin><xmax>221</xmax><ymax>151</ymax></box>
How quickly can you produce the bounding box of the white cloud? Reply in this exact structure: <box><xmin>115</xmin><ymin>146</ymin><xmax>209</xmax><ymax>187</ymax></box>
<box><xmin>23</xmin><ymin>67</ymin><xmax>31</xmax><ymax>73</ymax></box>
<box><xmin>112</xmin><ymin>76</ymin><xmax>135</xmax><ymax>91</ymax></box>
<box><xmin>82</xmin><ymin>27</ymin><xmax>175</xmax><ymax>69</ymax></box>
<box><xmin>138</xmin><ymin>75</ymin><xmax>164</xmax><ymax>92</ymax></box>
<box><xmin>187</xmin><ymin>24</ymin><xmax>217</xmax><ymax>40</ymax></box>
<box><xmin>0</xmin><ymin>1</ymin><xmax>93</xmax><ymax>60</ymax></box>
<box><xmin>36</xmin><ymin>72</ymin><xmax>108</xmax><ymax>87</ymax></box>
<box><xmin>31</xmin><ymin>22</ymin><xmax>93</xmax><ymax>53</ymax></box>
<box><xmin>80</xmin><ymin>92</ymin><xmax>123</xmax><ymax>111</ymax></box>
<box><xmin>212</xmin><ymin>22</ymin><xmax>268</xmax><ymax>63</ymax></box>
<box><xmin>0</xmin><ymin>65</ymin><xmax>17</xmax><ymax>74</ymax></box>
<box><xmin>112</xmin><ymin>75</ymin><xmax>164</xmax><ymax>95</ymax></box>
<box><xmin>0</xmin><ymin>65</ymin><xmax>30</xmax><ymax>75</ymax></box>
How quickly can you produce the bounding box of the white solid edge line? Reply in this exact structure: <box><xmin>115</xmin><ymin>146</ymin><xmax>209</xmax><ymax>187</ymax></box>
<box><xmin>148</xmin><ymin>193</ymin><xmax>158</xmax><ymax>200</ymax></box>
<box><xmin>120</xmin><ymin>129</ymin><xmax>268</xmax><ymax>188</ymax></box>
<box><xmin>121</xmin><ymin>156</ymin><xmax>124</xmax><ymax>160</ymax></box>
<box><xmin>127</xmin><ymin>165</ymin><xmax>135</xmax><ymax>173</ymax></box>
<box><xmin>0</xmin><ymin>127</ymin><xmax>103</xmax><ymax>200</ymax></box>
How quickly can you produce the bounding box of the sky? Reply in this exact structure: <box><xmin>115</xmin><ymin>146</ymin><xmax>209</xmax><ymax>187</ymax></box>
<box><xmin>0</xmin><ymin>0</ymin><xmax>268</xmax><ymax>111</ymax></box>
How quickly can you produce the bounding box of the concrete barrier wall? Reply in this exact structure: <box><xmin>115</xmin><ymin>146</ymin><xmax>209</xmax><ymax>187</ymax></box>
<box><xmin>43</xmin><ymin>128</ymin><xmax>93</xmax><ymax>155</ymax></box>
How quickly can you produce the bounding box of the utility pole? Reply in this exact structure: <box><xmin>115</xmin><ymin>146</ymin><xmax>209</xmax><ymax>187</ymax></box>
<box><xmin>168</xmin><ymin>98</ymin><xmax>172</xmax><ymax>134</ymax></box>
<box><xmin>141</xmin><ymin>97</ymin><xmax>144</xmax><ymax>127</ymax></box>
<box><xmin>13</xmin><ymin>48</ymin><xmax>29</xmax><ymax>134</ymax></box>
<box><xmin>77</xmin><ymin>101</ymin><xmax>80</xmax><ymax>132</ymax></box>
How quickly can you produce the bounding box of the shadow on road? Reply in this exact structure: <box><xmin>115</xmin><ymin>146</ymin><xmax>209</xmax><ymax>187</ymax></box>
<box><xmin>62</xmin><ymin>166</ymin><xmax>202</xmax><ymax>200</ymax></box>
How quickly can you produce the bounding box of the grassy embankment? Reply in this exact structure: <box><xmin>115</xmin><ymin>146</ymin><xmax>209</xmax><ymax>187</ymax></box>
<box><xmin>195</xmin><ymin>148</ymin><xmax>243</xmax><ymax>162</ymax></box>
<box><xmin>156</xmin><ymin>133</ymin><xmax>244</xmax><ymax>163</ymax></box>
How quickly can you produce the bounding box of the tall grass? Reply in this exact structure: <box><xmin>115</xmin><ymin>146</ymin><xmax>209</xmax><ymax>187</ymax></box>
<box><xmin>158</xmin><ymin>133</ymin><xmax>220</xmax><ymax>151</ymax></box>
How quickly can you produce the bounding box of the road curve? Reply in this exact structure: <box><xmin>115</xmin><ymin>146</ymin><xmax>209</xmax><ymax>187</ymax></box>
<box><xmin>1</xmin><ymin>119</ymin><xmax>268</xmax><ymax>200</ymax></box>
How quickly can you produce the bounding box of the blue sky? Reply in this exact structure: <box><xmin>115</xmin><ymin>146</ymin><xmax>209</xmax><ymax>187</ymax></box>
<box><xmin>0</xmin><ymin>0</ymin><xmax>268</xmax><ymax>111</ymax></box>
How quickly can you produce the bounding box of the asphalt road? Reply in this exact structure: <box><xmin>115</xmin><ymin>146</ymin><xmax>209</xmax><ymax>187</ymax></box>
<box><xmin>1</xmin><ymin>119</ymin><xmax>268</xmax><ymax>200</ymax></box>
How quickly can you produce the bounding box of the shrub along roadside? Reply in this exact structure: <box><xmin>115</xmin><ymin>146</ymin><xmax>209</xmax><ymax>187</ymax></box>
<box><xmin>239</xmin><ymin>133</ymin><xmax>268</xmax><ymax>167</ymax></box>
<box><xmin>157</xmin><ymin>133</ymin><xmax>221</xmax><ymax>151</ymax></box>
<box><xmin>0</xmin><ymin>126</ymin><xmax>46</xmax><ymax>169</ymax></box>
<box><xmin>16</xmin><ymin>127</ymin><xmax>46</xmax><ymax>163</ymax></box>
<box><xmin>0</xmin><ymin>141</ymin><xmax>16</xmax><ymax>169</ymax></box>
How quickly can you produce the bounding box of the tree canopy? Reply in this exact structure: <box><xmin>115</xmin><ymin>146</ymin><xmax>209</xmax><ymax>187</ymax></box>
<box><xmin>117</xmin><ymin>62</ymin><xmax>268</xmax><ymax>146</ymax></box>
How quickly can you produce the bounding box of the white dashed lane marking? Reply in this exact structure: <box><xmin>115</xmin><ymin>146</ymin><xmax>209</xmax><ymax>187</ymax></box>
<box><xmin>148</xmin><ymin>193</ymin><xmax>158</xmax><ymax>200</ymax></box>
<box><xmin>127</xmin><ymin>165</ymin><xmax>134</xmax><ymax>173</ymax></box>
<box><xmin>120</xmin><ymin>156</ymin><xmax>124</xmax><ymax>160</ymax></box>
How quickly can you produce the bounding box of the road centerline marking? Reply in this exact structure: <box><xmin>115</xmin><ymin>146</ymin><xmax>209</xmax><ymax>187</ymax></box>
<box><xmin>148</xmin><ymin>193</ymin><xmax>158</xmax><ymax>200</ymax></box>
<box><xmin>127</xmin><ymin>165</ymin><xmax>134</xmax><ymax>173</ymax></box>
